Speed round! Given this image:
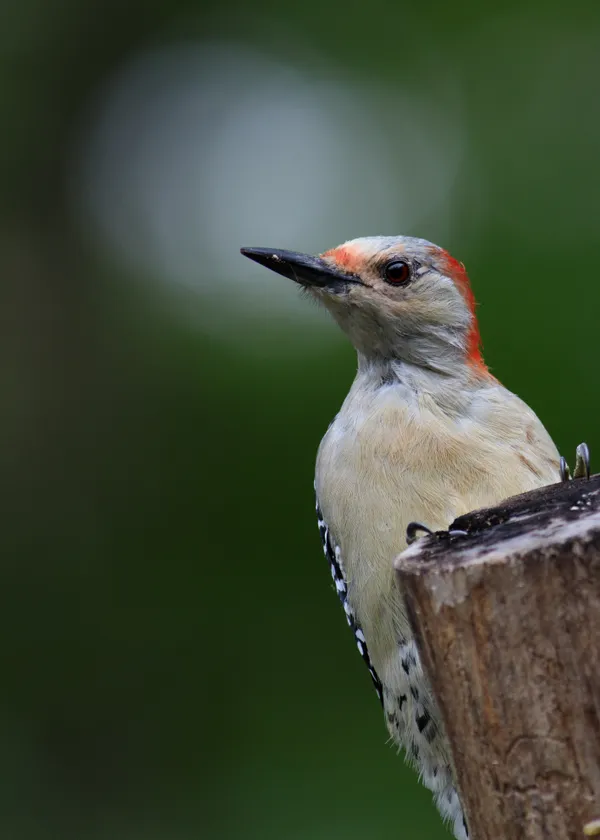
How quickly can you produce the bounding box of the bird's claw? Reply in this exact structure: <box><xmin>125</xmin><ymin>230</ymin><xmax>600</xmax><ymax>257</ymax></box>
<box><xmin>406</xmin><ymin>522</ymin><xmax>433</xmax><ymax>545</ymax></box>
<box><xmin>560</xmin><ymin>455</ymin><xmax>571</xmax><ymax>482</ymax></box>
<box><xmin>574</xmin><ymin>442</ymin><xmax>591</xmax><ymax>479</ymax></box>
<box><xmin>561</xmin><ymin>442</ymin><xmax>591</xmax><ymax>482</ymax></box>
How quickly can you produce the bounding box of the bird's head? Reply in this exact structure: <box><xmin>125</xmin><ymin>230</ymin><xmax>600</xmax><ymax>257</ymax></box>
<box><xmin>241</xmin><ymin>236</ymin><xmax>485</xmax><ymax>375</ymax></box>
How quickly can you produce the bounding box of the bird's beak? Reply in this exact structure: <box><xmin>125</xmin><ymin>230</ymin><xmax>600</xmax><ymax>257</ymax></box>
<box><xmin>240</xmin><ymin>247</ymin><xmax>358</xmax><ymax>290</ymax></box>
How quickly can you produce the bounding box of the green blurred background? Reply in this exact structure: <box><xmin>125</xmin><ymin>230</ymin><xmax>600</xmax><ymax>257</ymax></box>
<box><xmin>2</xmin><ymin>1</ymin><xmax>600</xmax><ymax>838</ymax></box>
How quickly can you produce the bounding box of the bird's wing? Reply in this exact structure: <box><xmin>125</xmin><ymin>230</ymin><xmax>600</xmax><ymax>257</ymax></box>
<box><xmin>315</xmin><ymin>494</ymin><xmax>383</xmax><ymax>704</ymax></box>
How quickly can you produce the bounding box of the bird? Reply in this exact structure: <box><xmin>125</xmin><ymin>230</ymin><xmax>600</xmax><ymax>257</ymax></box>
<box><xmin>241</xmin><ymin>236</ymin><xmax>589</xmax><ymax>840</ymax></box>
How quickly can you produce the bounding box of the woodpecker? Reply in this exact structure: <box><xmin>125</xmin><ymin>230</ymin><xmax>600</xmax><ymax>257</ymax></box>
<box><xmin>241</xmin><ymin>236</ymin><xmax>589</xmax><ymax>840</ymax></box>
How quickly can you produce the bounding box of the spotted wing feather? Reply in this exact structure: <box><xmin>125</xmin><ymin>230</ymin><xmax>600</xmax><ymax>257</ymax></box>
<box><xmin>316</xmin><ymin>496</ymin><xmax>383</xmax><ymax>704</ymax></box>
<box><xmin>315</xmin><ymin>498</ymin><xmax>468</xmax><ymax>839</ymax></box>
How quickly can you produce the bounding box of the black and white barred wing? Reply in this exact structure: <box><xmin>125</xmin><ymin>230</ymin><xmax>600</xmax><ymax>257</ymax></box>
<box><xmin>315</xmin><ymin>496</ymin><xmax>383</xmax><ymax>704</ymax></box>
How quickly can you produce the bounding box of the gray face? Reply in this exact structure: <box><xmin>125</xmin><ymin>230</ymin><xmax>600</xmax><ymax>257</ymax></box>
<box><xmin>241</xmin><ymin>236</ymin><xmax>475</xmax><ymax>368</ymax></box>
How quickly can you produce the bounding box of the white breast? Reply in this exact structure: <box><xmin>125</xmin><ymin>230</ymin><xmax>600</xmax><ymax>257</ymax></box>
<box><xmin>315</xmin><ymin>368</ymin><xmax>560</xmax><ymax>681</ymax></box>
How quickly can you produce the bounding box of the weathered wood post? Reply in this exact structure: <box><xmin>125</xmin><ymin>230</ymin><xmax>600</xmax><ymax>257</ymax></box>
<box><xmin>395</xmin><ymin>475</ymin><xmax>600</xmax><ymax>840</ymax></box>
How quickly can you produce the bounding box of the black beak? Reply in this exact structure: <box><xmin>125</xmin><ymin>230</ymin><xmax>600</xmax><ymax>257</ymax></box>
<box><xmin>240</xmin><ymin>247</ymin><xmax>358</xmax><ymax>289</ymax></box>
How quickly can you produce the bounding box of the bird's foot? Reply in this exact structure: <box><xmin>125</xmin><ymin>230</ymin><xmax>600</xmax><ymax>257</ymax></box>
<box><xmin>574</xmin><ymin>442</ymin><xmax>591</xmax><ymax>479</ymax></box>
<box><xmin>406</xmin><ymin>522</ymin><xmax>433</xmax><ymax>545</ymax></box>
<box><xmin>561</xmin><ymin>442</ymin><xmax>591</xmax><ymax>482</ymax></box>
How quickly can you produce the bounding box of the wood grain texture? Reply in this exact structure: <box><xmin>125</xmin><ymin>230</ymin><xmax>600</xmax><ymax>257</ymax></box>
<box><xmin>395</xmin><ymin>475</ymin><xmax>600</xmax><ymax>840</ymax></box>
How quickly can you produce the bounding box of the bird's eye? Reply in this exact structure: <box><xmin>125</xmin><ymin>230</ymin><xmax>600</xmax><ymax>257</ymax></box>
<box><xmin>384</xmin><ymin>261</ymin><xmax>411</xmax><ymax>285</ymax></box>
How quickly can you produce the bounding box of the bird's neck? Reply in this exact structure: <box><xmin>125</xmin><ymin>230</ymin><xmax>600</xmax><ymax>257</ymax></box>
<box><xmin>349</xmin><ymin>319</ymin><xmax>486</xmax><ymax>377</ymax></box>
<box><xmin>356</xmin><ymin>353</ymin><xmax>491</xmax><ymax>416</ymax></box>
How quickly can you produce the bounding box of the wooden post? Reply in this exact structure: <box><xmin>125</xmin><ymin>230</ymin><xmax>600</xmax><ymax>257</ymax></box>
<box><xmin>395</xmin><ymin>475</ymin><xmax>600</xmax><ymax>840</ymax></box>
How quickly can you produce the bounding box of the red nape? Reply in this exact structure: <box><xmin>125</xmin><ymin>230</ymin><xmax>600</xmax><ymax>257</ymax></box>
<box><xmin>440</xmin><ymin>251</ymin><xmax>487</xmax><ymax>373</ymax></box>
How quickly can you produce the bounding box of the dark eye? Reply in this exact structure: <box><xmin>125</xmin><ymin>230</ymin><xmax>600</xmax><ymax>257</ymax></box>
<box><xmin>384</xmin><ymin>261</ymin><xmax>411</xmax><ymax>285</ymax></box>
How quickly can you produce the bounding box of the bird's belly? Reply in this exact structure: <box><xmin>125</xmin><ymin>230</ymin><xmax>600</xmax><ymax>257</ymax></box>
<box><xmin>315</xmin><ymin>396</ymin><xmax>558</xmax><ymax>678</ymax></box>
